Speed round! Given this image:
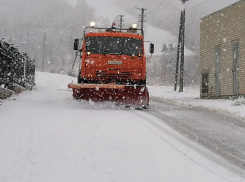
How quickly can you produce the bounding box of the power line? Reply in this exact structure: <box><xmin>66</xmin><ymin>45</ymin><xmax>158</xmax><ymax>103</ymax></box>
<box><xmin>124</xmin><ymin>1</ymin><xmax>166</xmax><ymax>20</ymax></box>
<box><xmin>155</xmin><ymin>11</ymin><xmax>180</xmax><ymax>23</ymax></box>
<box><xmin>146</xmin><ymin>1</ymin><xmax>180</xmax><ymax>24</ymax></box>
<box><xmin>186</xmin><ymin>0</ymin><xmax>211</xmax><ymax>10</ymax></box>
<box><xmin>155</xmin><ymin>0</ymin><xmax>212</xmax><ymax>23</ymax></box>
<box><xmin>124</xmin><ymin>1</ymin><xmax>171</xmax><ymax>21</ymax></box>
<box><xmin>146</xmin><ymin>1</ymin><xmax>165</xmax><ymax>15</ymax></box>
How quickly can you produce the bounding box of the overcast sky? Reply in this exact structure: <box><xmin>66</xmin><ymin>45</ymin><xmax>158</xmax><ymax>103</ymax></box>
<box><xmin>66</xmin><ymin>0</ymin><xmax>77</xmax><ymax>6</ymax></box>
<box><xmin>66</xmin><ymin>0</ymin><xmax>238</xmax><ymax>16</ymax></box>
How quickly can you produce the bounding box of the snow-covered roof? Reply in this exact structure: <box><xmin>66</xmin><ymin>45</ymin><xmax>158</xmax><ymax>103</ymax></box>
<box><xmin>201</xmin><ymin>0</ymin><xmax>245</xmax><ymax>20</ymax></box>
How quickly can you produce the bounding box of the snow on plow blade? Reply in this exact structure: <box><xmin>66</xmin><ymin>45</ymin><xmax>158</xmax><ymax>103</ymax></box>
<box><xmin>68</xmin><ymin>83</ymin><xmax>149</xmax><ymax>107</ymax></box>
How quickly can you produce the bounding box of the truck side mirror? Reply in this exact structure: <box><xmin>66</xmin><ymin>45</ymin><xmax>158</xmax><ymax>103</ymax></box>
<box><xmin>74</xmin><ymin>39</ymin><xmax>79</xmax><ymax>50</ymax></box>
<box><xmin>149</xmin><ymin>43</ymin><xmax>154</xmax><ymax>54</ymax></box>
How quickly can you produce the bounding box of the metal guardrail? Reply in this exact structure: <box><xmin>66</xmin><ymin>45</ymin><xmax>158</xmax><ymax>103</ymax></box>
<box><xmin>0</xmin><ymin>39</ymin><xmax>35</xmax><ymax>96</ymax></box>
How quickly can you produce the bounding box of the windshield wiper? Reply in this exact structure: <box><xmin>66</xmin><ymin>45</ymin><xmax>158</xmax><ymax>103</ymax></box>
<box><xmin>108</xmin><ymin>51</ymin><xmax>134</xmax><ymax>57</ymax></box>
<box><xmin>100</xmin><ymin>50</ymin><xmax>136</xmax><ymax>57</ymax></box>
<box><xmin>86</xmin><ymin>50</ymin><xmax>99</xmax><ymax>53</ymax></box>
<box><xmin>87</xmin><ymin>50</ymin><xmax>107</xmax><ymax>56</ymax></box>
<box><xmin>101</xmin><ymin>50</ymin><xmax>120</xmax><ymax>56</ymax></box>
<box><xmin>109</xmin><ymin>52</ymin><xmax>120</xmax><ymax>56</ymax></box>
<box><xmin>120</xmin><ymin>52</ymin><xmax>136</xmax><ymax>57</ymax></box>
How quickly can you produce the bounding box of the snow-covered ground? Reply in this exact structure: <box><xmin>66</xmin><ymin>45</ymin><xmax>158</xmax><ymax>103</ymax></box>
<box><xmin>148</xmin><ymin>85</ymin><xmax>245</xmax><ymax>119</ymax></box>
<box><xmin>0</xmin><ymin>72</ymin><xmax>244</xmax><ymax>182</ymax></box>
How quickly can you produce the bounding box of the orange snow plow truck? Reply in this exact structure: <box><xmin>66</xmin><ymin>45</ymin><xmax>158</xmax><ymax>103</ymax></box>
<box><xmin>68</xmin><ymin>22</ymin><xmax>154</xmax><ymax>109</ymax></box>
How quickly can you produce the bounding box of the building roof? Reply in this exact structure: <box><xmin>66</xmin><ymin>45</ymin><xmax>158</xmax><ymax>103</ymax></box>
<box><xmin>201</xmin><ymin>0</ymin><xmax>244</xmax><ymax>20</ymax></box>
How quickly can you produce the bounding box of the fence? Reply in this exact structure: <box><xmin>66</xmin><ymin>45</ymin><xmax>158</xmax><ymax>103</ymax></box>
<box><xmin>0</xmin><ymin>39</ymin><xmax>35</xmax><ymax>99</ymax></box>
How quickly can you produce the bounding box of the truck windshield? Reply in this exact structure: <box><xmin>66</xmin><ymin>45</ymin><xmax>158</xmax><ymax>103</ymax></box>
<box><xmin>85</xmin><ymin>36</ymin><xmax>143</xmax><ymax>56</ymax></box>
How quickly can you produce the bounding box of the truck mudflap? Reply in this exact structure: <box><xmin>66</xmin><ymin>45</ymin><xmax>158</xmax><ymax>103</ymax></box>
<box><xmin>68</xmin><ymin>83</ymin><xmax>149</xmax><ymax>107</ymax></box>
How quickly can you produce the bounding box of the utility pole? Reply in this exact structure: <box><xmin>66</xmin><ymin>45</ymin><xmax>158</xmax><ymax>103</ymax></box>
<box><xmin>118</xmin><ymin>14</ymin><xmax>124</xmax><ymax>32</ymax></box>
<box><xmin>179</xmin><ymin>9</ymin><xmax>186</xmax><ymax>92</ymax></box>
<box><xmin>49</xmin><ymin>46</ymin><xmax>53</xmax><ymax>72</ymax></box>
<box><xmin>27</xmin><ymin>25</ymin><xmax>30</xmax><ymax>56</ymax></box>
<box><xmin>137</xmin><ymin>8</ymin><xmax>146</xmax><ymax>37</ymax></box>
<box><xmin>174</xmin><ymin>12</ymin><xmax>184</xmax><ymax>91</ymax></box>
<box><xmin>23</xmin><ymin>52</ymin><xmax>26</xmax><ymax>82</ymax></box>
<box><xmin>174</xmin><ymin>0</ymin><xmax>188</xmax><ymax>92</ymax></box>
<box><xmin>42</xmin><ymin>32</ymin><xmax>46</xmax><ymax>72</ymax></box>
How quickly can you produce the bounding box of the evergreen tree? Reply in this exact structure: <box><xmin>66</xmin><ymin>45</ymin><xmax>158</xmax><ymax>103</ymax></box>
<box><xmin>161</xmin><ymin>43</ymin><xmax>168</xmax><ymax>53</ymax></box>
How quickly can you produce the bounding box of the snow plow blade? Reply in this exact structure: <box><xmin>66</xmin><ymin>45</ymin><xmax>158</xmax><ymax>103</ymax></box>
<box><xmin>68</xmin><ymin>83</ymin><xmax>149</xmax><ymax>107</ymax></box>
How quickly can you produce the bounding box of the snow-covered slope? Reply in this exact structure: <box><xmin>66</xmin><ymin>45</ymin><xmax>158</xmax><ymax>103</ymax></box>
<box><xmin>0</xmin><ymin>72</ymin><xmax>244</xmax><ymax>182</ymax></box>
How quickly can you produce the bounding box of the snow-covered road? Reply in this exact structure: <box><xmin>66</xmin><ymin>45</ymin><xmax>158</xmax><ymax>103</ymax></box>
<box><xmin>149</xmin><ymin>98</ymin><xmax>245</xmax><ymax>171</ymax></box>
<box><xmin>0</xmin><ymin>72</ymin><xmax>244</xmax><ymax>182</ymax></box>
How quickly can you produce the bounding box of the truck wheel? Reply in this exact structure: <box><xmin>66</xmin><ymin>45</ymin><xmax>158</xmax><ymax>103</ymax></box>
<box><xmin>135</xmin><ymin>104</ymin><xmax>149</xmax><ymax>110</ymax></box>
<box><xmin>77</xmin><ymin>76</ymin><xmax>82</xmax><ymax>84</ymax></box>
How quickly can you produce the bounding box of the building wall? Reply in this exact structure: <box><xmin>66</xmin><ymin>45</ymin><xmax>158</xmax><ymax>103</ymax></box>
<box><xmin>200</xmin><ymin>0</ymin><xmax>245</xmax><ymax>98</ymax></box>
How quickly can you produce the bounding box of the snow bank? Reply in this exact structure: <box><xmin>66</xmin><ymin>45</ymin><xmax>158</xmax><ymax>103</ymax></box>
<box><xmin>148</xmin><ymin>85</ymin><xmax>245</xmax><ymax>119</ymax></box>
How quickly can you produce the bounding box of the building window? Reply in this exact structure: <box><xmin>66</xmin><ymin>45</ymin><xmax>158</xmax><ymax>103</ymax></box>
<box><xmin>201</xmin><ymin>72</ymin><xmax>209</xmax><ymax>94</ymax></box>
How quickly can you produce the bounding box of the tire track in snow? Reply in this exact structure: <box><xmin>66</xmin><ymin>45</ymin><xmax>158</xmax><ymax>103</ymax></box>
<box><xmin>122</xmin><ymin>110</ymin><xmax>243</xmax><ymax>182</ymax></box>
